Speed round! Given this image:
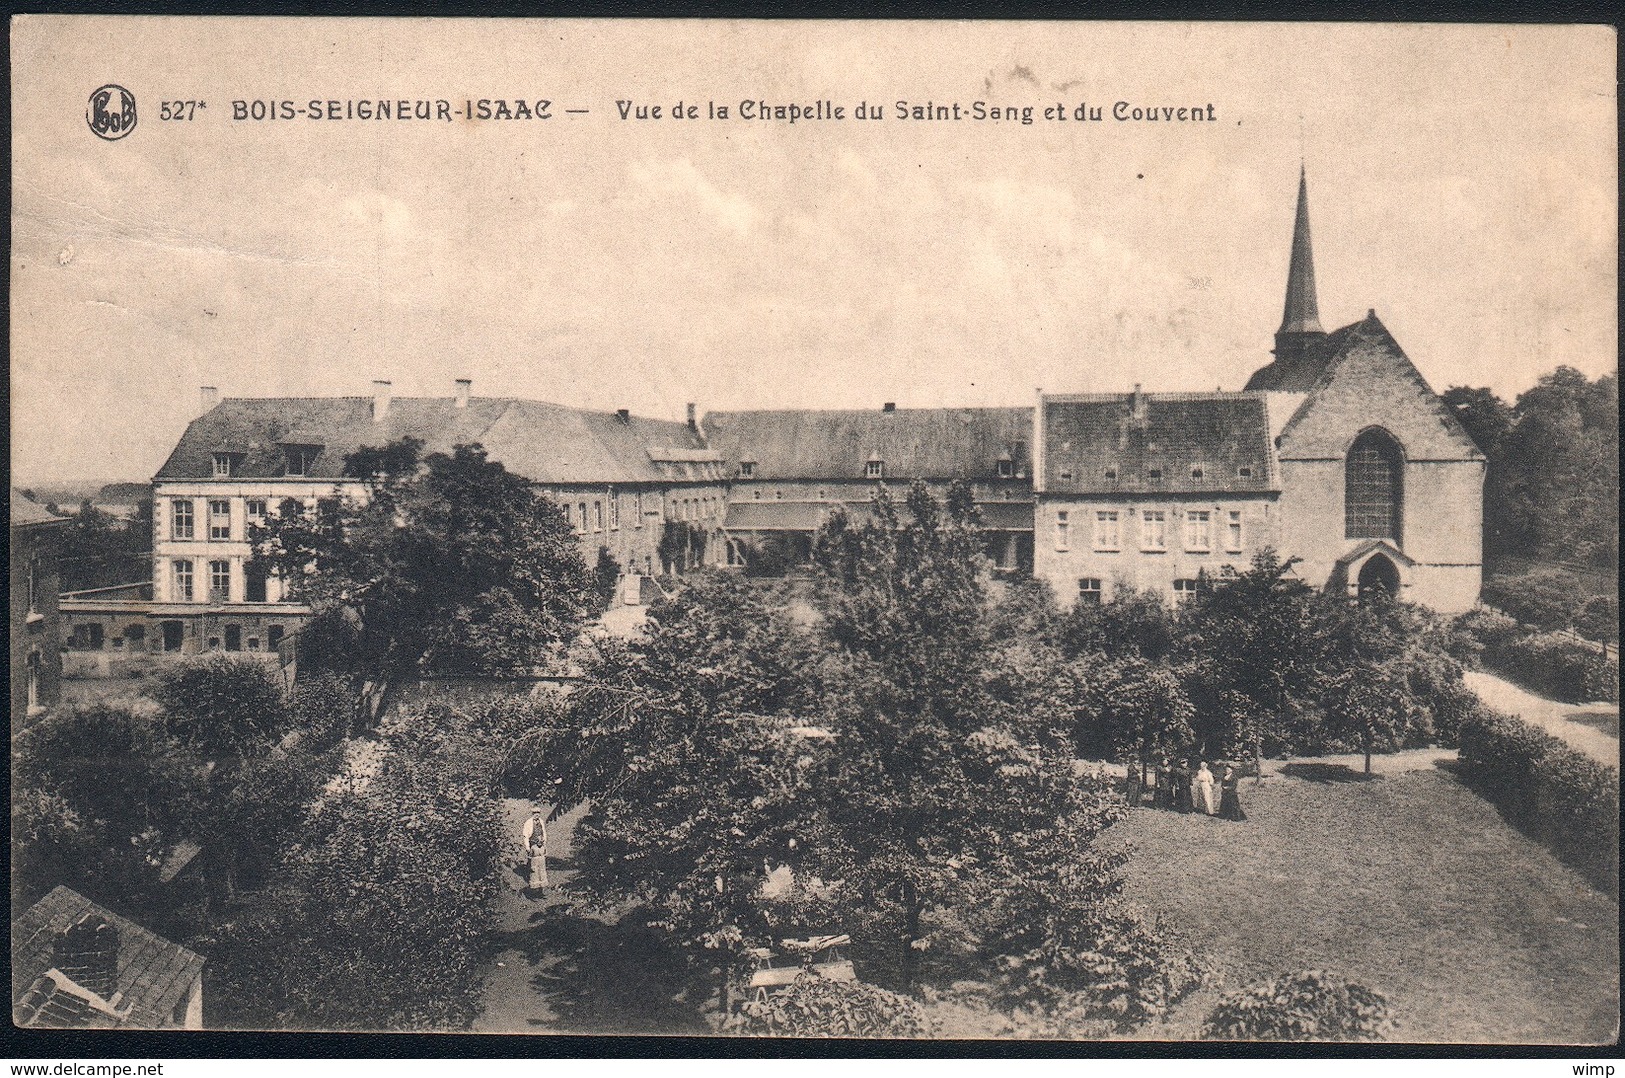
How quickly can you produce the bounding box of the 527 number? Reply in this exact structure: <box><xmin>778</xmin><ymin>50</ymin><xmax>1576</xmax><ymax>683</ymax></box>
<box><xmin>160</xmin><ymin>100</ymin><xmax>206</xmax><ymax>121</ymax></box>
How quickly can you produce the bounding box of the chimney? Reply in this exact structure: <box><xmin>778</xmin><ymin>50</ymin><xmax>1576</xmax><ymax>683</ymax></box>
<box><xmin>199</xmin><ymin>386</ymin><xmax>219</xmax><ymax>417</ymax></box>
<box><xmin>616</xmin><ymin>408</ymin><xmax>631</xmax><ymax>424</ymax></box>
<box><xmin>686</xmin><ymin>402</ymin><xmax>697</xmax><ymax>430</ymax></box>
<box><xmin>883</xmin><ymin>402</ymin><xmax>896</xmax><ymax>412</ymax></box>
<box><xmin>1131</xmin><ymin>384</ymin><xmax>1146</xmax><ymax>420</ymax></box>
<box><xmin>1031</xmin><ymin>388</ymin><xmax>1045</xmax><ymax>494</ymax></box>
<box><xmin>372</xmin><ymin>380</ymin><xmax>392</xmax><ymax>422</ymax></box>
<box><xmin>54</xmin><ymin>914</ymin><xmax>119</xmax><ymax>1000</ymax></box>
<box><xmin>454</xmin><ymin>378</ymin><xmax>471</xmax><ymax>408</ymax></box>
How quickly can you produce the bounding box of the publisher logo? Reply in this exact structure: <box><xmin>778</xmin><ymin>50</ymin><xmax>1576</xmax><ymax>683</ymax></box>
<box><xmin>86</xmin><ymin>85</ymin><xmax>137</xmax><ymax>140</ymax></box>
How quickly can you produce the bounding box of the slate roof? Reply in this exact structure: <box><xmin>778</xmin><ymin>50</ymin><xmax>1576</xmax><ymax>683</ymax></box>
<box><xmin>702</xmin><ymin>408</ymin><xmax>1033</xmax><ymax>482</ymax></box>
<box><xmin>12</xmin><ymin>886</ymin><xmax>204</xmax><ymax>1029</ymax></box>
<box><xmin>11</xmin><ymin>490</ymin><xmax>67</xmax><ymax>528</ymax></box>
<box><xmin>1041</xmin><ymin>392</ymin><xmax>1276</xmax><ymax>495</ymax></box>
<box><xmin>1243</xmin><ymin>320</ymin><xmax>1364</xmax><ymax>393</ymax></box>
<box><xmin>155</xmin><ymin>398</ymin><xmax>723</xmax><ymax>485</ymax></box>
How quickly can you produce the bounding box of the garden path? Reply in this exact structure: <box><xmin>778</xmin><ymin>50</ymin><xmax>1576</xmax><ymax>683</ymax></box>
<box><xmin>1463</xmin><ymin>670</ymin><xmax>1619</xmax><ymax>766</ymax></box>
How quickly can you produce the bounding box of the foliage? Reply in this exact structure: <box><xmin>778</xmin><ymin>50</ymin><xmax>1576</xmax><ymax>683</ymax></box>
<box><xmin>740</xmin><ymin>533</ymin><xmax>806</xmax><ymax>578</ymax></box>
<box><xmin>533</xmin><ymin>572</ymin><xmax>814</xmax><ymax>974</ymax></box>
<box><xmin>1200</xmin><ymin>970</ymin><xmax>1396</xmax><ymax>1041</ymax></box>
<box><xmin>255</xmin><ymin>440</ymin><xmax>596</xmax><ymax>714</ymax></box>
<box><xmin>989</xmin><ymin>898</ymin><xmax>1205</xmax><ymax>1035</ymax></box>
<box><xmin>1482</xmin><ymin>568</ymin><xmax>1590</xmax><ymax>633</ymax></box>
<box><xmin>1575</xmin><ymin>596</ymin><xmax>1619</xmax><ymax>647</ymax></box>
<box><xmin>658</xmin><ymin>520</ymin><xmax>710</xmax><ymax>573</ymax></box>
<box><xmin>200</xmin><ymin>702</ymin><xmax>511</xmax><ymax>1031</ymax></box>
<box><xmin>1457</xmin><ymin>706</ymin><xmax>1619</xmax><ymax>891</ymax></box>
<box><xmin>593</xmin><ymin>546</ymin><xmax>622</xmax><ymax>612</ymax></box>
<box><xmin>53</xmin><ymin>498</ymin><xmax>154</xmax><ymax>592</ymax></box>
<box><xmin>729</xmin><ymin>972</ymin><xmax>933</xmax><ymax>1038</ymax></box>
<box><xmin>1078</xmin><ymin>656</ymin><xmax>1196</xmax><ymax>766</ymax></box>
<box><xmin>1058</xmin><ymin>585</ymin><xmax>1177</xmax><ymax>661</ymax></box>
<box><xmin>1446</xmin><ymin>370</ymin><xmax>1618</xmax><ymax>570</ymax></box>
<box><xmin>150</xmin><ymin>654</ymin><xmax>292</xmax><ymax>761</ymax></box>
<box><xmin>1466</xmin><ymin>621</ymin><xmax>1620</xmax><ymax>704</ymax></box>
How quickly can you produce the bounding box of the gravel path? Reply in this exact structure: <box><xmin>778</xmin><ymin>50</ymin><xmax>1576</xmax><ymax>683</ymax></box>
<box><xmin>1463</xmin><ymin>670</ymin><xmax>1619</xmax><ymax>767</ymax></box>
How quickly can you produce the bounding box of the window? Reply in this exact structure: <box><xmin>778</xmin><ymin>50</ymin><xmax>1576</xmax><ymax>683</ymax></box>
<box><xmin>1078</xmin><ymin>578</ymin><xmax>1103</xmax><ymax>605</ymax></box>
<box><xmin>1226</xmin><ymin>511</ymin><xmax>1243</xmax><ymax>552</ymax></box>
<box><xmin>739</xmin><ymin>461</ymin><xmax>756</xmax><ymax>478</ymax></box>
<box><xmin>283</xmin><ymin>445</ymin><xmax>319</xmax><ymax>476</ymax></box>
<box><xmin>594</xmin><ymin>500</ymin><xmax>604</xmax><ymax>531</ymax></box>
<box><xmin>209</xmin><ymin>499</ymin><xmax>232</xmax><ymax>540</ymax></box>
<box><xmin>172</xmin><ymin>559</ymin><xmax>195</xmax><ymax>602</ymax></box>
<box><xmin>208</xmin><ymin>636</ymin><xmax>221</xmax><ymax>651</ymax></box>
<box><xmin>247</xmin><ymin>636</ymin><xmax>261</xmax><ymax>651</ymax></box>
<box><xmin>1104</xmin><ymin>466</ymin><xmax>1118</xmax><ymax>481</ymax></box>
<box><xmin>1140</xmin><ymin>510</ymin><xmax>1167</xmax><ymax>551</ymax></box>
<box><xmin>26</xmin><ymin>558</ymin><xmax>41</xmax><ymax>616</ymax></box>
<box><xmin>171</xmin><ymin>499</ymin><xmax>195</xmax><ymax>540</ymax></box>
<box><xmin>70</xmin><ymin>623</ymin><xmax>105</xmax><ymax>650</ymax></box>
<box><xmin>209</xmin><ymin>559</ymin><xmax>231</xmax><ymax>603</ymax></box>
<box><xmin>1238</xmin><ymin>467</ymin><xmax>1253</xmax><ymax>478</ymax></box>
<box><xmin>162</xmin><ymin>621</ymin><xmax>185</xmax><ymax>652</ymax></box>
<box><xmin>577</xmin><ymin>503</ymin><xmax>588</xmax><ymax>533</ymax></box>
<box><xmin>268</xmin><ymin>625</ymin><xmax>285</xmax><ymax>650</ymax></box>
<box><xmin>212</xmin><ymin>453</ymin><xmax>239</xmax><ymax>478</ymax></box>
<box><xmin>634</xmin><ymin>492</ymin><xmax>644</xmax><ymax>527</ymax></box>
<box><xmin>997</xmin><ymin>459</ymin><xmax>1014</xmax><ymax>479</ymax></box>
<box><xmin>817</xmin><ymin>489</ymin><xmax>827</xmax><ymax>501</ymax></box>
<box><xmin>245</xmin><ymin>498</ymin><xmax>268</xmax><ymax>525</ymax></box>
<box><xmin>867</xmin><ymin>459</ymin><xmax>884</xmax><ymax>479</ymax></box>
<box><xmin>1190</xmin><ymin>466</ymin><xmax>1204</xmax><ymax>481</ymax></box>
<box><xmin>245</xmin><ymin>563</ymin><xmax>269</xmax><ymax>603</ymax></box>
<box><xmin>224</xmin><ymin>625</ymin><xmax>242</xmax><ymax>651</ymax></box>
<box><xmin>1054</xmin><ymin>510</ymin><xmax>1070</xmax><ymax>551</ymax></box>
<box><xmin>610</xmin><ymin>493</ymin><xmax>620</xmax><ymax>530</ymax></box>
<box><xmin>1093</xmin><ymin>510</ymin><xmax>1120</xmax><ymax>551</ymax></box>
<box><xmin>124</xmin><ymin>624</ymin><xmax>145</xmax><ymax>645</ymax></box>
<box><xmin>774</xmin><ymin>490</ymin><xmax>783</xmax><ymax>501</ymax></box>
<box><xmin>1173</xmin><ymin>578</ymin><xmax>1200</xmax><ymax>604</ymax></box>
<box><xmin>1148</xmin><ymin>467</ymin><xmax>1163</xmax><ymax>480</ymax></box>
<box><xmin>1346</xmin><ymin>429</ymin><xmax>1403</xmax><ymax>540</ymax></box>
<box><xmin>1184</xmin><ymin>510</ymin><xmax>1211</xmax><ymax>552</ymax></box>
<box><xmin>752</xmin><ymin>490</ymin><xmax>761</xmax><ymax>500</ymax></box>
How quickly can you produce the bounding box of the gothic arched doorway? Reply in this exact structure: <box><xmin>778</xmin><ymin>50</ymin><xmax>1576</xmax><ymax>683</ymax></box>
<box><xmin>1357</xmin><ymin>553</ymin><xmax>1400</xmax><ymax>600</ymax></box>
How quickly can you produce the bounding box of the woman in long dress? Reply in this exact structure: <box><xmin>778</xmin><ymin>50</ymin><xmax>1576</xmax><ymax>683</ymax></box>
<box><xmin>1193</xmin><ymin>762</ymin><xmax>1218</xmax><ymax>815</ymax></box>
<box><xmin>1218</xmin><ymin>765</ymin><xmax>1247</xmax><ymax>821</ymax></box>
<box><xmin>521</xmin><ymin>809</ymin><xmax>549</xmax><ymax>892</ymax></box>
<box><xmin>1174</xmin><ymin>762</ymin><xmax>1193</xmax><ymax>813</ymax></box>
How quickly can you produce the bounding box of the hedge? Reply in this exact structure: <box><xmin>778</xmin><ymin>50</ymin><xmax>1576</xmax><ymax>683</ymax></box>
<box><xmin>1458</xmin><ymin>610</ymin><xmax>1618</xmax><ymax>704</ymax></box>
<box><xmin>1456</xmin><ymin>706</ymin><xmax>1619</xmax><ymax>892</ymax></box>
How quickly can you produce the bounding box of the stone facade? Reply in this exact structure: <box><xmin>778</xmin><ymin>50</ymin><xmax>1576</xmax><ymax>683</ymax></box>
<box><xmin>10</xmin><ymin>493</ymin><xmax>65</xmax><ymax>728</ymax></box>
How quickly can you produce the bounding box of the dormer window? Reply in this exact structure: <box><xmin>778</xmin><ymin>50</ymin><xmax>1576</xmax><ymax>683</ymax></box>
<box><xmin>212</xmin><ymin>453</ymin><xmax>242</xmax><ymax>478</ymax></box>
<box><xmin>866</xmin><ymin>458</ymin><xmax>884</xmax><ymax>480</ymax></box>
<box><xmin>997</xmin><ymin>459</ymin><xmax>1014</xmax><ymax>479</ymax></box>
<box><xmin>739</xmin><ymin>460</ymin><xmax>756</xmax><ymax>479</ymax></box>
<box><xmin>1191</xmin><ymin>466</ymin><xmax>1204</xmax><ymax>481</ymax></box>
<box><xmin>1238</xmin><ymin>466</ymin><xmax>1254</xmax><ymax>478</ymax></box>
<box><xmin>1104</xmin><ymin>466</ymin><xmax>1118</xmax><ymax>481</ymax></box>
<box><xmin>282</xmin><ymin>445</ymin><xmax>320</xmax><ymax>477</ymax></box>
<box><xmin>1148</xmin><ymin>467</ymin><xmax>1163</xmax><ymax>480</ymax></box>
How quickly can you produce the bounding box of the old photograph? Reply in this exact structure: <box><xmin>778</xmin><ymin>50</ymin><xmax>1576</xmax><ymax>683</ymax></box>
<box><xmin>9</xmin><ymin>17</ymin><xmax>1618</xmax><ymax>1045</ymax></box>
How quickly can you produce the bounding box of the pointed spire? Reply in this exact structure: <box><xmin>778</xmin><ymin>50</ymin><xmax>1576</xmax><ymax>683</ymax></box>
<box><xmin>1277</xmin><ymin>165</ymin><xmax>1324</xmax><ymax>335</ymax></box>
<box><xmin>1279</xmin><ymin>164</ymin><xmax>1324</xmax><ymax>336</ymax></box>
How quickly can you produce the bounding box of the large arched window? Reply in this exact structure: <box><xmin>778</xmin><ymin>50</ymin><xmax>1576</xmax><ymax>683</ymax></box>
<box><xmin>1345</xmin><ymin>428</ymin><xmax>1403</xmax><ymax>540</ymax></box>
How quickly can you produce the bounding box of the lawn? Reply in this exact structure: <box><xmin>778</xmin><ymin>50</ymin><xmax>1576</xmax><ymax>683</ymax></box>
<box><xmin>1111</xmin><ymin>754</ymin><xmax>1619</xmax><ymax>1044</ymax></box>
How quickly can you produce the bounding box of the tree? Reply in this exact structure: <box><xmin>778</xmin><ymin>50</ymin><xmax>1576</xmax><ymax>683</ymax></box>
<box><xmin>1082</xmin><ymin>656</ymin><xmax>1196</xmax><ymax>775</ymax></box>
<box><xmin>55</xmin><ymin>499</ymin><xmax>154</xmax><ymax>593</ymax></box>
<box><xmin>1496</xmin><ymin>368</ymin><xmax>1618</xmax><ymax>567</ymax></box>
<box><xmin>150</xmin><ymin>654</ymin><xmax>291</xmax><ymax>763</ymax></box>
<box><xmin>199</xmin><ymin>701</ymin><xmax>512</xmax><ymax>1031</ymax></box>
<box><xmin>1178</xmin><ymin>551</ymin><xmax>1325</xmax><ymax>778</ymax></box>
<box><xmin>533</xmin><ymin>573</ymin><xmax>815</xmax><ymax>1006</ymax></box>
<box><xmin>255</xmin><ymin>439</ymin><xmax>597</xmax><ymax>722</ymax></box>
<box><xmin>804</xmin><ymin>482</ymin><xmax>1127</xmax><ymax>991</ymax></box>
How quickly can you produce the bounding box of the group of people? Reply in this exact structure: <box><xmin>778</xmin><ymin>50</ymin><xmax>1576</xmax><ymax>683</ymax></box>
<box><xmin>1126</xmin><ymin>758</ymin><xmax>1247</xmax><ymax>821</ymax></box>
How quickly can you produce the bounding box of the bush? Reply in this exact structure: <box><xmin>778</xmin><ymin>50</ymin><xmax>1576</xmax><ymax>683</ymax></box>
<box><xmin>729</xmin><ymin>972</ymin><xmax>933</xmax><ymax>1038</ymax></box>
<box><xmin>1200</xmin><ymin>970</ymin><xmax>1395</xmax><ymax>1042</ymax></box>
<box><xmin>1457</xmin><ymin>706</ymin><xmax>1619</xmax><ymax>891</ymax></box>
<box><xmin>1482</xmin><ymin>568</ymin><xmax>1583</xmax><ymax>632</ymax></box>
<box><xmin>1492</xmin><ymin>633</ymin><xmax>1618</xmax><ymax>704</ymax></box>
<box><xmin>151</xmin><ymin>654</ymin><xmax>290</xmax><ymax>758</ymax></box>
<box><xmin>1575</xmin><ymin>595</ymin><xmax>1619</xmax><ymax>647</ymax></box>
<box><xmin>593</xmin><ymin>546</ymin><xmax>621</xmax><ymax>612</ymax></box>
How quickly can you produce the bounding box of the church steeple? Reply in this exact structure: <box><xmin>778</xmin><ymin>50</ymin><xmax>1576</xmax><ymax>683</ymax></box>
<box><xmin>1274</xmin><ymin>165</ymin><xmax>1327</xmax><ymax>364</ymax></box>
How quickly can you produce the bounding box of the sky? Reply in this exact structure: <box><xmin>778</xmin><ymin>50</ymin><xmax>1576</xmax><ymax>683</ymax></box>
<box><xmin>10</xmin><ymin>18</ymin><xmax>1618</xmax><ymax>484</ymax></box>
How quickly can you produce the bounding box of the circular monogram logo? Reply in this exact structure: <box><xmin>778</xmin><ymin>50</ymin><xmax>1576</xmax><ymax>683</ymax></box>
<box><xmin>86</xmin><ymin>85</ymin><xmax>138</xmax><ymax>141</ymax></box>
